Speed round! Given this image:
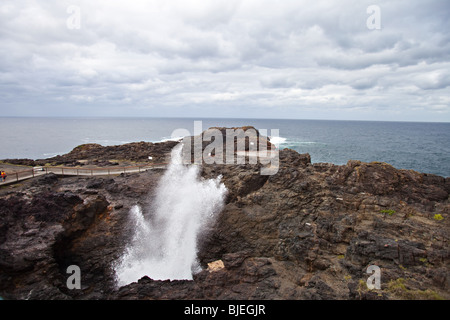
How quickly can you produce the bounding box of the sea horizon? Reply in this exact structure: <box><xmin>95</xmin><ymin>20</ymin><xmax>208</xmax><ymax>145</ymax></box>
<box><xmin>2</xmin><ymin>115</ymin><xmax>449</xmax><ymax>124</ymax></box>
<box><xmin>1</xmin><ymin>117</ymin><xmax>449</xmax><ymax>177</ymax></box>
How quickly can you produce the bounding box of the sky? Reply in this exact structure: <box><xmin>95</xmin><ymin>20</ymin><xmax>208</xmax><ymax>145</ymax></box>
<box><xmin>0</xmin><ymin>0</ymin><xmax>449</xmax><ymax>122</ymax></box>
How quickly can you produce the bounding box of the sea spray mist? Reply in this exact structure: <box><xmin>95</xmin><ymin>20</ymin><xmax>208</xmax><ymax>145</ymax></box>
<box><xmin>115</xmin><ymin>144</ymin><xmax>227</xmax><ymax>286</ymax></box>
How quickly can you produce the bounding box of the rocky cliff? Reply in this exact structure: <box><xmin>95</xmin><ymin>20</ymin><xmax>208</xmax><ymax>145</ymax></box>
<box><xmin>0</xmin><ymin>128</ymin><xmax>448</xmax><ymax>300</ymax></box>
<box><xmin>2</xmin><ymin>140</ymin><xmax>178</xmax><ymax>167</ymax></box>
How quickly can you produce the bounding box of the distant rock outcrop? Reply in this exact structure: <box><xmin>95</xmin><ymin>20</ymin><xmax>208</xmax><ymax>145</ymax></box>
<box><xmin>2</xmin><ymin>140</ymin><xmax>178</xmax><ymax>167</ymax></box>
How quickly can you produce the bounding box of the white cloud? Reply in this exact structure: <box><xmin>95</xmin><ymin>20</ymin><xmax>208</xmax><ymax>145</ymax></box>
<box><xmin>0</xmin><ymin>0</ymin><xmax>449</xmax><ymax>121</ymax></box>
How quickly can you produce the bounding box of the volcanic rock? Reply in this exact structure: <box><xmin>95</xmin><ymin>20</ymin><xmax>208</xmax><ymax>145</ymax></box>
<box><xmin>0</xmin><ymin>129</ymin><xmax>448</xmax><ymax>300</ymax></box>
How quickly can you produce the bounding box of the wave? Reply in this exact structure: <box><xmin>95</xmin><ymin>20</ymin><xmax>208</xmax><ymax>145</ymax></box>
<box><xmin>269</xmin><ymin>136</ymin><xmax>287</xmax><ymax>146</ymax></box>
<box><xmin>156</xmin><ymin>136</ymin><xmax>185</xmax><ymax>143</ymax></box>
<box><xmin>114</xmin><ymin>144</ymin><xmax>227</xmax><ymax>285</ymax></box>
<box><xmin>43</xmin><ymin>152</ymin><xmax>65</xmax><ymax>157</ymax></box>
<box><xmin>269</xmin><ymin>137</ymin><xmax>318</xmax><ymax>150</ymax></box>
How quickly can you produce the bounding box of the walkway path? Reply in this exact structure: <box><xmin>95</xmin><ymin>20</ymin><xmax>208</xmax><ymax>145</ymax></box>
<box><xmin>0</xmin><ymin>163</ymin><xmax>167</xmax><ymax>186</ymax></box>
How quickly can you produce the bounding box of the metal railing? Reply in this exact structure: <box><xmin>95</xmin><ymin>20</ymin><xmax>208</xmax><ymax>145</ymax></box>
<box><xmin>0</xmin><ymin>163</ymin><xmax>167</xmax><ymax>185</ymax></box>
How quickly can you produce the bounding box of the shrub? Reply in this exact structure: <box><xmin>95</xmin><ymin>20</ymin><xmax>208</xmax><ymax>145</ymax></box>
<box><xmin>387</xmin><ymin>278</ymin><xmax>443</xmax><ymax>300</ymax></box>
<box><xmin>380</xmin><ymin>209</ymin><xmax>395</xmax><ymax>216</ymax></box>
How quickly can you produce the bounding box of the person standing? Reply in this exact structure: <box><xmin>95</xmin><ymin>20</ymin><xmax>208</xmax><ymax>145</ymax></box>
<box><xmin>1</xmin><ymin>171</ymin><xmax>6</xmax><ymax>182</ymax></box>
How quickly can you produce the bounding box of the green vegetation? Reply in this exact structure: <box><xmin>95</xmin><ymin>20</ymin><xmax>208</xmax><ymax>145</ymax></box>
<box><xmin>380</xmin><ymin>209</ymin><xmax>395</xmax><ymax>216</ymax></box>
<box><xmin>433</xmin><ymin>214</ymin><xmax>444</xmax><ymax>221</ymax></box>
<box><xmin>357</xmin><ymin>279</ymin><xmax>368</xmax><ymax>297</ymax></box>
<box><xmin>387</xmin><ymin>278</ymin><xmax>443</xmax><ymax>300</ymax></box>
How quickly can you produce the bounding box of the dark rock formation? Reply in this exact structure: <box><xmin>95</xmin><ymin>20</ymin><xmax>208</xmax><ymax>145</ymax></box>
<box><xmin>0</xmin><ymin>190</ymin><xmax>109</xmax><ymax>299</ymax></box>
<box><xmin>0</xmin><ymin>129</ymin><xmax>449</xmax><ymax>300</ymax></box>
<box><xmin>2</xmin><ymin>140</ymin><xmax>178</xmax><ymax>167</ymax></box>
<box><xmin>182</xmin><ymin>126</ymin><xmax>274</xmax><ymax>164</ymax></box>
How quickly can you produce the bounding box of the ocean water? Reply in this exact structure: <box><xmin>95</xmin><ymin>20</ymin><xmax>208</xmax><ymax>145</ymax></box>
<box><xmin>0</xmin><ymin>117</ymin><xmax>449</xmax><ymax>177</ymax></box>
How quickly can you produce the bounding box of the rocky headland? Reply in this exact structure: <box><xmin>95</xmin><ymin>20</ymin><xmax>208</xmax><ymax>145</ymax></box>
<box><xmin>0</xmin><ymin>127</ymin><xmax>448</xmax><ymax>300</ymax></box>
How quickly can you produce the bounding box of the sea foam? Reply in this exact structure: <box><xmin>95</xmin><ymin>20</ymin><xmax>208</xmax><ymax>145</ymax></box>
<box><xmin>115</xmin><ymin>144</ymin><xmax>227</xmax><ymax>286</ymax></box>
<box><xmin>269</xmin><ymin>136</ymin><xmax>287</xmax><ymax>147</ymax></box>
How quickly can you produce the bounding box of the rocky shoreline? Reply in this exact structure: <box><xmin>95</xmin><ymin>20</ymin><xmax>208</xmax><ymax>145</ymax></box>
<box><xmin>0</xmin><ymin>127</ymin><xmax>448</xmax><ymax>300</ymax></box>
<box><xmin>1</xmin><ymin>140</ymin><xmax>179</xmax><ymax>168</ymax></box>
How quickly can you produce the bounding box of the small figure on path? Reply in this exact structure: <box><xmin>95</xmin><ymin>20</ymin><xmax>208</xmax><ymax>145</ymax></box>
<box><xmin>1</xmin><ymin>171</ymin><xmax>6</xmax><ymax>182</ymax></box>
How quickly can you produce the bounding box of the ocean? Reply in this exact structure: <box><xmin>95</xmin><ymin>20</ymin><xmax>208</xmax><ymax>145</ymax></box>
<box><xmin>0</xmin><ymin>117</ymin><xmax>449</xmax><ymax>177</ymax></box>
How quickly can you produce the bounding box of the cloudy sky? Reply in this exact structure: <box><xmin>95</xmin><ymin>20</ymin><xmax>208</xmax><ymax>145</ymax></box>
<box><xmin>1</xmin><ymin>0</ymin><xmax>449</xmax><ymax>121</ymax></box>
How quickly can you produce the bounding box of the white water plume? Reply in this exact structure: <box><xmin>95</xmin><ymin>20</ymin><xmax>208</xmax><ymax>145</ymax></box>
<box><xmin>115</xmin><ymin>144</ymin><xmax>227</xmax><ymax>286</ymax></box>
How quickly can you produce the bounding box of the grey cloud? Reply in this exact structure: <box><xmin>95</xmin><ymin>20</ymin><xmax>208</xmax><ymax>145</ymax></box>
<box><xmin>0</xmin><ymin>0</ymin><xmax>449</xmax><ymax>121</ymax></box>
<box><xmin>413</xmin><ymin>71</ymin><xmax>450</xmax><ymax>90</ymax></box>
<box><xmin>350</xmin><ymin>78</ymin><xmax>379</xmax><ymax>90</ymax></box>
<box><xmin>260</xmin><ymin>76</ymin><xmax>296</xmax><ymax>89</ymax></box>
